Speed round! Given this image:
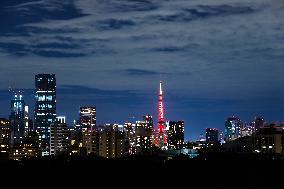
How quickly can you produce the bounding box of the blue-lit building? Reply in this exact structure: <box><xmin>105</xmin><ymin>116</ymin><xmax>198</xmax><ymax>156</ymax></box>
<box><xmin>9</xmin><ymin>93</ymin><xmax>25</xmax><ymax>146</ymax></box>
<box><xmin>225</xmin><ymin>116</ymin><xmax>242</xmax><ymax>142</ymax></box>
<box><xmin>35</xmin><ymin>74</ymin><xmax>56</xmax><ymax>156</ymax></box>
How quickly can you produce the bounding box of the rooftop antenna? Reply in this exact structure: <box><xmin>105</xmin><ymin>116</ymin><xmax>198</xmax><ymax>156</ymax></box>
<box><xmin>9</xmin><ymin>87</ymin><xmax>24</xmax><ymax>97</ymax></box>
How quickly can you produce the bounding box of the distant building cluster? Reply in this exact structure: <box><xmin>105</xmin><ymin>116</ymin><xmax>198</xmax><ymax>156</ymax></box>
<box><xmin>0</xmin><ymin>74</ymin><xmax>187</xmax><ymax>161</ymax></box>
<box><xmin>190</xmin><ymin>116</ymin><xmax>284</xmax><ymax>158</ymax></box>
<box><xmin>1</xmin><ymin>74</ymin><xmax>283</xmax><ymax>161</ymax></box>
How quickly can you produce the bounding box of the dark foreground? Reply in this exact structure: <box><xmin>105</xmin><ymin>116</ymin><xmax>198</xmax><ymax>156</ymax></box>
<box><xmin>0</xmin><ymin>153</ymin><xmax>284</xmax><ymax>183</ymax></box>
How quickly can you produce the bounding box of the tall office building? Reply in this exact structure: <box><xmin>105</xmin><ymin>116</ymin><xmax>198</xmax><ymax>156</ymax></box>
<box><xmin>124</xmin><ymin>122</ymin><xmax>136</xmax><ymax>155</ymax></box>
<box><xmin>144</xmin><ymin>115</ymin><xmax>154</xmax><ymax>131</ymax></box>
<box><xmin>80</xmin><ymin>106</ymin><xmax>96</xmax><ymax>131</ymax></box>
<box><xmin>167</xmin><ymin>121</ymin><xmax>185</xmax><ymax>149</ymax></box>
<box><xmin>50</xmin><ymin>117</ymin><xmax>69</xmax><ymax>156</ymax></box>
<box><xmin>82</xmin><ymin>128</ymin><xmax>100</xmax><ymax>155</ymax></box>
<box><xmin>0</xmin><ymin>118</ymin><xmax>10</xmax><ymax>159</ymax></box>
<box><xmin>69</xmin><ymin>128</ymin><xmax>84</xmax><ymax>156</ymax></box>
<box><xmin>10</xmin><ymin>93</ymin><xmax>25</xmax><ymax>146</ymax></box>
<box><xmin>24</xmin><ymin>105</ymin><xmax>34</xmax><ymax>135</ymax></box>
<box><xmin>143</xmin><ymin>115</ymin><xmax>154</xmax><ymax>148</ymax></box>
<box><xmin>135</xmin><ymin>115</ymin><xmax>154</xmax><ymax>153</ymax></box>
<box><xmin>225</xmin><ymin>116</ymin><xmax>242</xmax><ymax>142</ymax></box>
<box><xmin>205</xmin><ymin>128</ymin><xmax>219</xmax><ymax>145</ymax></box>
<box><xmin>99</xmin><ymin>124</ymin><xmax>125</xmax><ymax>158</ymax></box>
<box><xmin>35</xmin><ymin>74</ymin><xmax>56</xmax><ymax>156</ymax></box>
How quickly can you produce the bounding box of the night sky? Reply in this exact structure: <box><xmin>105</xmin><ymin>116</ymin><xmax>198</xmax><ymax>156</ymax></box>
<box><xmin>1</xmin><ymin>0</ymin><xmax>284</xmax><ymax>141</ymax></box>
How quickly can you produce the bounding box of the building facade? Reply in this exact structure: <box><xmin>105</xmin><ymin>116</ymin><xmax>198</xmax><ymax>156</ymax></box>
<box><xmin>10</xmin><ymin>131</ymin><xmax>39</xmax><ymax>161</ymax></box>
<box><xmin>35</xmin><ymin>74</ymin><xmax>56</xmax><ymax>156</ymax></box>
<box><xmin>50</xmin><ymin>118</ymin><xmax>69</xmax><ymax>156</ymax></box>
<box><xmin>10</xmin><ymin>93</ymin><xmax>25</xmax><ymax>146</ymax></box>
<box><xmin>143</xmin><ymin>115</ymin><xmax>154</xmax><ymax>149</ymax></box>
<box><xmin>0</xmin><ymin>118</ymin><xmax>10</xmax><ymax>159</ymax></box>
<box><xmin>99</xmin><ymin>124</ymin><xmax>125</xmax><ymax>158</ymax></box>
<box><xmin>124</xmin><ymin>122</ymin><xmax>136</xmax><ymax>155</ymax></box>
<box><xmin>253</xmin><ymin>125</ymin><xmax>284</xmax><ymax>155</ymax></box>
<box><xmin>135</xmin><ymin>115</ymin><xmax>154</xmax><ymax>153</ymax></box>
<box><xmin>225</xmin><ymin>116</ymin><xmax>242</xmax><ymax>142</ymax></box>
<box><xmin>168</xmin><ymin>121</ymin><xmax>185</xmax><ymax>149</ymax></box>
<box><xmin>82</xmin><ymin>128</ymin><xmax>100</xmax><ymax>155</ymax></box>
<box><xmin>80</xmin><ymin>106</ymin><xmax>96</xmax><ymax>131</ymax></box>
<box><xmin>205</xmin><ymin>128</ymin><xmax>219</xmax><ymax>145</ymax></box>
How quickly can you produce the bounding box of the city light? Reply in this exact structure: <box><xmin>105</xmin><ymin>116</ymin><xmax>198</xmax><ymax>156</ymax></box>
<box><xmin>0</xmin><ymin>74</ymin><xmax>283</xmax><ymax>162</ymax></box>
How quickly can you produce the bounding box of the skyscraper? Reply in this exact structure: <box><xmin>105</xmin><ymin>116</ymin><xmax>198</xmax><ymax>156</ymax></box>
<box><xmin>155</xmin><ymin>81</ymin><xmax>167</xmax><ymax>148</ymax></box>
<box><xmin>24</xmin><ymin>105</ymin><xmax>34</xmax><ymax>135</ymax></box>
<box><xmin>143</xmin><ymin>115</ymin><xmax>154</xmax><ymax>149</ymax></box>
<box><xmin>99</xmin><ymin>124</ymin><xmax>125</xmax><ymax>158</ymax></box>
<box><xmin>124</xmin><ymin>122</ymin><xmax>136</xmax><ymax>155</ymax></box>
<box><xmin>134</xmin><ymin>115</ymin><xmax>154</xmax><ymax>153</ymax></box>
<box><xmin>225</xmin><ymin>116</ymin><xmax>242</xmax><ymax>142</ymax></box>
<box><xmin>10</xmin><ymin>93</ymin><xmax>25</xmax><ymax>146</ymax></box>
<box><xmin>205</xmin><ymin>128</ymin><xmax>219</xmax><ymax>145</ymax></box>
<box><xmin>79</xmin><ymin>106</ymin><xmax>96</xmax><ymax>131</ymax></box>
<box><xmin>82</xmin><ymin>128</ymin><xmax>99</xmax><ymax>155</ymax></box>
<box><xmin>50</xmin><ymin>117</ymin><xmax>69</xmax><ymax>156</ymax></box>
<box><xmin>168</xmin><ymin>121</ymin><xmax>185</xmax><ymax>149</ymax></box>
<box><xmin>35</xmin><ymin>74</ymin><xmax>56</xmax><ymax>156</ymax></box>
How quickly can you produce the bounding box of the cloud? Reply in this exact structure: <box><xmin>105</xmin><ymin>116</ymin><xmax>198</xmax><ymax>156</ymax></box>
<box><xmin>97</xmin><ymin>19</ymin><xmax>136</xmax><ymax>30</ymax></box>
<box><xmin>0</xmin><ymin>0</ymin><xmax>283</xmax><ymax>92</ymax></box>
<box><xmin>1</xmin><ymin>0</ymin><xmax>284</xmax><ymax>139</ymax></box>
<box><xmin>75</xmin><ymin>0</ymin><xmax>159</xmax><ymax>14</ymax></box>
<box><xmin>152</xmin><ymin>5</ymin><xmax>256</xmax><ymax>22</ymax></box>
<box><xmin>152</xmin><ymin>46</ymin><xmax>186</xmax><ymax>53</ymax></box>
<box><xmin>125</xmin><ymin>69</ymin><xmax>161</xmax><ymax>76</ymax></box>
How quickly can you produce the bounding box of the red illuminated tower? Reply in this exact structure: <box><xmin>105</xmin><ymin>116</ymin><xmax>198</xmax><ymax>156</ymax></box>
<box><xmin>155</xmin><ymin>81</ymin><xmax>167</xmax><ymax>147</ymax></box>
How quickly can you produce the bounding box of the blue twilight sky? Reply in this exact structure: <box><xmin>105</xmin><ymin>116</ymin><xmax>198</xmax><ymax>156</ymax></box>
<box><xmin>1</xmin><ymin>0</ymin><xmax>284</xmax><ymax>140</ymax></box>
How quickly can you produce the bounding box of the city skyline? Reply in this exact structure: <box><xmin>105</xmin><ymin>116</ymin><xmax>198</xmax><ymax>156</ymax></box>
<box><xmin>1</xmin><ymin>0</ymin><xmax>284</xmax><ymax>140</ymax></box>
<box><xmin>0</xmin><ymin>76</ymin><xmax>279</xmax><ymax>141</ymax></box>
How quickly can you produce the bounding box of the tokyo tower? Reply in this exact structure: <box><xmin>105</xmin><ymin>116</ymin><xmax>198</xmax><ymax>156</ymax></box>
<box><xmin>155</xmin><ymin>81</ymin><xmax>167</xmax><ymax>148</ymax></box>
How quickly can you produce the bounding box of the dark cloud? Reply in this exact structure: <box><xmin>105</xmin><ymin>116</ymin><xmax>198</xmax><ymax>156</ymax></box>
<box><xmin>0</xmin><ymin>42</ymin><xmax>28</xmax><ymax>56</ymax></box>
<box><xmin>185</xmin><ymin>5</ymin><xmax>256</xmax><ymax>18</ymax></box>
<box><xmin>153</xmin><ymin>46</ymin><xmax>186</xmax><ymax>53</ymax></box>
<box><xmin>23</xmin><ymin>26</ymin><xmax>81</xmax><ymax>34</ymax></box>
<box><xmin>97</xmin><ymin>19</ymin><xmax>136</xmax><ymax>30</ymax></box>
<box><xmin>155</xmin><ymin>5</ymin><xmax>256</xmax><ymax>22</ymax></box>
<box><xmin>32</xmin><ymin>42</ymin><xmax>79</xmax><ymax>49</ymax></box>
<box><xmin>102</xmin><ymin>0</ymin><xmax>159</xmax><ymax>12</ymax></box>
<box><xmin>125</xmin><ymin>69</ymin><xmax>161</xmax><ymax>76</ymax></box>
<box><xmin>0</xmin><ymin>0</ymin><xmax>87</xmax><ymax>34</ymax></box>
<box><xmin>0</xmin><ymin>42</ymin><xmax>87</xmax><ymax>57</ymax></box>
<box><xmin>31</xmin><ymin>50</ymin><xmax>87</xmax><ymax>58</ymax></box>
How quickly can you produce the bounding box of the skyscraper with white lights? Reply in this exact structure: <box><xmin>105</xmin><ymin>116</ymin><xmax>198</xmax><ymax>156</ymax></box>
<box><xmin>34</xmin><ymin>74</ymin><xmax>56</xmax><ymax>156</ymax></box>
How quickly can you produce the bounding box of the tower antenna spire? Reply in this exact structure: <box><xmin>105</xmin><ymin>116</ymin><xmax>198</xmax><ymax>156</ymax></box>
<box><xmin>159</xmin><ymin>80</ymin><xmax>163</xmax><ymax>95</ymax></box>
